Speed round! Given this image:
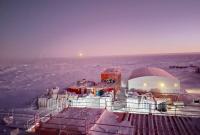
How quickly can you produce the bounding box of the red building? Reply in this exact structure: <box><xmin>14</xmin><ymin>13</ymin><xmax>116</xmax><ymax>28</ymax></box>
<box><xmin>66</xmin><ymin>79</ymin><xmax>96</xmax><ymax>94</ymax></box>
<box><xmin>101</xmin><ymin>68</ymin><xmax>121</xmax><ymax>84</ymax></box>
<box><xmin>101</xmin><ymin>68</ymin><xmax>121</xmax><ymax>99</ymax></box>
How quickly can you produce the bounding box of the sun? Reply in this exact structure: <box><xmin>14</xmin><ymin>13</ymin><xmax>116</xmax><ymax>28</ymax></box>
<box><xmin>79</xmin><ymin>52</ymin><xmax>83</xmax><ymax>57</ymax></box>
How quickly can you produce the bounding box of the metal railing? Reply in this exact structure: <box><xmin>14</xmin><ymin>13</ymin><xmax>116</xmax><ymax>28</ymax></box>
<box><xmin>0</xmin><ymin>96</ymin><xmax>199</xmax><ymax>134</ymax></box>
<box><xmin>65</xmin><ymin>99</ymin><xmax>200</xmax><ymax>117</ymax></box>
<box><xmin>33</xmin><ymin>111</ymin><xmax>200</xmax><ymax>135</ymax></box>
<box><xmin>1</xmin><ymin>103</ymin><xmax>199</xmax><ymax>135</ymax></box>
<box><xmin>34</xmin><ymin>115</ymin><xmax>134</xmax><ymax>135</ymax></box>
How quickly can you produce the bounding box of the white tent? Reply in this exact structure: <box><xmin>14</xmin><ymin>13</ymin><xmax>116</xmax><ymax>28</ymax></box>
<box><xmin>128</xmin><ymin>67</ymin><xmax>180</xmax><ymax>93</ymax></box>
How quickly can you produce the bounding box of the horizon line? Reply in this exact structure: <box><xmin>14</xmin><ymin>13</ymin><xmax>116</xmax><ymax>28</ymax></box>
<box><xmin>0</xmin><ymin>51</ymin><xmax>200</xmax><ymax>61</ymax></box>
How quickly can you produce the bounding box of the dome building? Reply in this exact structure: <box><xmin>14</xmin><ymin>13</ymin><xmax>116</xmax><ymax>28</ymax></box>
<box><xmin>128</xmin><ymin>67</ymin><xmax>180</xmax><ymax>94</ymax></box>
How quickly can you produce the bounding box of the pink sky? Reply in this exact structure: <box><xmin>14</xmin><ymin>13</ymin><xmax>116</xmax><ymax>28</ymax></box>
<box><xmin>1</xmin><ymin>0</ymin><xmax>200</xmax><ymax>58</ymax></box>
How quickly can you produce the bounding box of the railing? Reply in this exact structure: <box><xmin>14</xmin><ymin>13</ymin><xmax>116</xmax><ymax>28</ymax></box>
<box><xmin>33</xmin><ymin>110</ymin><xmax>200</xmax><ymax>135</ymax></box>
<box><xmin>0</xmin><ymin>96</ymin><xmax>199</xmax><ymax>134</ymax></box>
<box><xmin>0</xmin><ymin>107</ymin><xmax>60</xmax><ymax>130</ymax></box>
<box><xmin>34</xmin><ymin>115</ymin><xmax>134</xmax><ymax>135</ymax></box>
<box><xmin>26</xmin><ymin>107</ymin><xmax>59</xmax><ymax>129</ymax></box>
<box><xmin>66</xmin><ymin>99</ymin><xmax>200</xmax><ymax>117</ymax></box>
<box><xmin>36</xmin><ymin>92</ymin><xmax>200</xmax><ymax>117</ymax></box>
<box><xmin>1</xmin><ymin>103</ymin><xmax>199</xmax><ymax>135</ymax></box>
<box><xmin>38</xmin><ymin>118</ymin><xmax>87</xmax><ymax>134</ymax></box>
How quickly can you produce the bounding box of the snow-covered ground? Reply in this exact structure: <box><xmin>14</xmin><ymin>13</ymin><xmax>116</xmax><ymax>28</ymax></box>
<box><xmin>0</xmin><ymin>54</ymin><xmax>200</xmax><ymax>109</ymax></box>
